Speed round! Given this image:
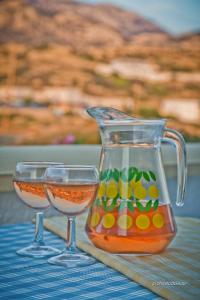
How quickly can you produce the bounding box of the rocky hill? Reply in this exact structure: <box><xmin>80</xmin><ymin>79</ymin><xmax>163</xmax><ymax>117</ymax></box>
<box><xmin>0</xmin><ymin>0</ymin><xmax>169</xmax><ymax>48</ymax></box>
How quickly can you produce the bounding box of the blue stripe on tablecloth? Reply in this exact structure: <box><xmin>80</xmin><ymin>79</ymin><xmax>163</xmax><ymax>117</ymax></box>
<box><xmin>0</xmin><ymin>223</ymin><xmax>162</xmax><ymax>300</ymax></box>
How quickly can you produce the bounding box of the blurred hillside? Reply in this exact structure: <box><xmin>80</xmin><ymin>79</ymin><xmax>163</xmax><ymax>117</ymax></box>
<box><xmin>0</xmin><ymin>0</ymin><xmax>200</xmax><ymax>145</ymax></box>
<box><xmin>0</xmin><ymin>0</ymin><xmax>167</xmax><ymax>47</ymax></box>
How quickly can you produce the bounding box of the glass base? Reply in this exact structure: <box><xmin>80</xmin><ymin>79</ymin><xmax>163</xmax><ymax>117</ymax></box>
<box><xmin>48</xmin><ymin>251</ymin><xmax>96</xmax><ymax>267</ymax></box>
<box><xmin>16</xmin><ymin>244</ymin><xmax>61</xmax><ymax>258</ymax></box>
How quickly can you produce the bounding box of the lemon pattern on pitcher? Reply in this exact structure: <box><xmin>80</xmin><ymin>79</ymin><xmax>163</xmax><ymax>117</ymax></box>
<box><xmin>90</xmin><ymin>167</ymin><xmax>164</xmax><ymax>231</ymax></box>
<box><xmin>117</xmin><ymin>215</ymin><xmax>133</xmax><ymax>230</ymax></box>
<box><xmin>102</xmin><ymin>213</ymin><xmax>115</xmax><ymax>229</ymax></box>
<box><xmin>91</xmin><ymin>212</ymin><xmax>100</xmax><ymax>227</ymax></box>
<box><xmin>134</xmin><ymin>184</ymin><xmax>147</xmax><ymax>200</ymax></box>
<box><xmin>97</xmin><ymin>182</ymin><xmax>106</xmax><ymax>198</ymax></box>
<box><xmin>106</xmin><ymin>180</ymin><xmax>118</xmax><ymax>199</ymax></box>
<box><xmin>136</xmin><ymin>214</ymin><xmax>150</xmax><ymax>230</ymax></box>
<box><xmin>90</xmin><ymin>211</ymin><xmax>165</xmax><ymax>230</ymax></box>
<box><xmin>119</xmin><ymin>181</ymin><xmax>132</xmax><ymax>199</ymax></box>
<box><xmin>96</xmin><ymin>167</ymin><xmax>159</xmax><ymax>212</ymax></box>
<box><xmin>148</xmin><ymin>185</ymin><xmax>159</xmax><ymax>199</ymax></box>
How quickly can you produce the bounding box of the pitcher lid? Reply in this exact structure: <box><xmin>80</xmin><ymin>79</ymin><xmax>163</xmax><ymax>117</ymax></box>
<box><xmin>100</xmin><ymin>118</ymin><xmax>166</xmax><ymax>126</ymax></box>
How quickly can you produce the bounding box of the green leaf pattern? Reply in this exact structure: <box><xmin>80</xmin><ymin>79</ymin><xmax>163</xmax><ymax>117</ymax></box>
<box><xmin>96</xmin><ymin>167</ymin><xmax>159</xmax><ymax>213</ymax></box>
<box><xmin>136</xmin><ymin>200</ymin><xmax>144</xmax><ymax>212</ymax></box>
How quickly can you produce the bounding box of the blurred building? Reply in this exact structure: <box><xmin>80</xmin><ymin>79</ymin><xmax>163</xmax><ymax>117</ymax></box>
<box><xmin>161</xmin><ymin>99</ymin><xmax>200</xmax><ymax>123</ymax></box>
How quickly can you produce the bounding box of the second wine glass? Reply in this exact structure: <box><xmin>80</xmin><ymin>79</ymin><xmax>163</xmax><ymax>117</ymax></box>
<box><xmin>44</xmin><ymin>165</ymin><xmax>99</xmax><ymax>267</ymax></box>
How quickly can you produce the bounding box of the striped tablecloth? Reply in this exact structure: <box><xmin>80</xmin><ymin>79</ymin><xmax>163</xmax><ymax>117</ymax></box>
<box><xmin>0</xmin><ymin>223</ymin><xmax>161</xmax><ymax>300</ymax></box>
<box><xmin>44</xmin><ymin>215</ymin><xmax>200</xmax><ymax>300</ymax></box>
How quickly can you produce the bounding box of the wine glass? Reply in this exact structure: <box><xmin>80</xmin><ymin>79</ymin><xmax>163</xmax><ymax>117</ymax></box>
<box><xmin>44</xmin><ymin>165</ymin><xmax>99</xmax><ymax>267</ymax></box>
<box><xmin>13</xmin><ymin>162</ymin><xmax>62</xmax><ymax>258</ymax></box>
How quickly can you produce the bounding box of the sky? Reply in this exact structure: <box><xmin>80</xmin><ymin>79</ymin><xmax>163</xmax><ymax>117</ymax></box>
<box><xmin>79</xmin><ymin>0</ymin><xmax>200</xmax><ymax>35</ymax></box>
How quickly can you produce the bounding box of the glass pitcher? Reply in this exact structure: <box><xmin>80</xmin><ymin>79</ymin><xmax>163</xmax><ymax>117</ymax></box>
<box><xmin>86</xmin><ymin>110</ymin><xmax>187</xmax><ymax>254</ymax></box>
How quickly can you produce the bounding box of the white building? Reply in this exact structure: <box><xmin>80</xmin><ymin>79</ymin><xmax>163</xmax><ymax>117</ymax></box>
<box><xmin>161</xmin><ymin>99</ymin><xmax>200</xmax><ymax>123</ymax></box>
<box><xmin>96</xmin><ymin>59</ymin><xmax>171</xmax><ymax>82</ymax></box>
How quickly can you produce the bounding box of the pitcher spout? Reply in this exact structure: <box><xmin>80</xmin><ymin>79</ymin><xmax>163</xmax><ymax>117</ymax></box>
<box><xmin>87</xmin><ymin>106</ymin><xmax>166</xmax><ymax>146</ymax></box>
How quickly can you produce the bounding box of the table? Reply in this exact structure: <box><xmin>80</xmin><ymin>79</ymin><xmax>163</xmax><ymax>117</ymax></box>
<box><xmin>0</xmin><ymin>223</ymin><xmax>161</xmax><ymax>300</ymax></box>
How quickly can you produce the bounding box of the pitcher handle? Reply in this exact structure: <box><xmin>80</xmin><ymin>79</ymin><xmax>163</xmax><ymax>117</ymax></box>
<box><xmin>162</xmin><ymin>128</ymin><xmax>187</xmax><ymax>207</ymax></box>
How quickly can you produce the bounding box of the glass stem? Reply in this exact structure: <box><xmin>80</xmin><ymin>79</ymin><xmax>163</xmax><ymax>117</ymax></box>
<box><xmin>66</xmin><ymin>217</ymin><xmax>77</xmax><ymax>253</ymax></box>
<box><xmin>34</xmin><ymin>212</ymin><xmax>45</xmax><ymax>246</ymax></box>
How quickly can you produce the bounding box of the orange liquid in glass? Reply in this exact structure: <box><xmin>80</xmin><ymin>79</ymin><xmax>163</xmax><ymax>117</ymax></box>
<box><xmin>13</xmin><ymin>180</ymin><xmax>49</xmax><ymax>209</ymax></box>
<box><xmin>46</xmin><ymin>183</ymin><xmax>98</xmax><ymax>216</ymax></box>
<box><xmin>86</xmin><ymin>204</ymin><xmax>176</xmax><ymax>254</ymax></box>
